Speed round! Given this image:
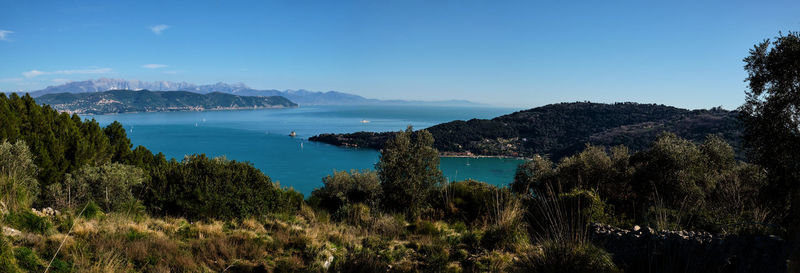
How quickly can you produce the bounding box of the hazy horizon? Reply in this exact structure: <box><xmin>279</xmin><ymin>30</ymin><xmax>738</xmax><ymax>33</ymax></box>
<box><xmin>2</xmin><ymin>0</ymin><xmax>799</xmax><ymax>109</ymax></box>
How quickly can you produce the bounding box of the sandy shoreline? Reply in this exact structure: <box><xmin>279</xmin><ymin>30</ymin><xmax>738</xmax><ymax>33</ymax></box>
<box><xmin>439</xmin><ymin>152</ymin><xmax>530</xmax><ymax>160</ymax></box>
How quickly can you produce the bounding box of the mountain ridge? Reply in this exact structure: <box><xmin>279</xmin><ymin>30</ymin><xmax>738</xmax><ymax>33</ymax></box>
<box><xmin>22</xmin><ymin>78</ymin><xmax>483</xmax><ymax>106</ymax></box>
<box><xmin>34</xmin><ymin>89</ymin><xmax>297</xmax><ymax>114</ymax></box>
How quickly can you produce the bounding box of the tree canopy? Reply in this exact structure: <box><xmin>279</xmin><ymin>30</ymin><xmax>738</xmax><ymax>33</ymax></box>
<box><xmin>740</xmin><ymin>31</ymin><xmax>800</xmax><ymax>236</ymax></box>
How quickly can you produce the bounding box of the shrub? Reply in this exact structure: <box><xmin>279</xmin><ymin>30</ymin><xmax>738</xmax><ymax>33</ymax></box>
<box><xmin>555</xmin><ymin>145</ymin><xmax>614</xmax><ymax>193</ymax></box>
<box><xmin>483</xmin><ymin>188</ymin><xmax>528</xmax><ymax>252</ymax></box>
<box><xmin>81</xmin><ymin>200</ymin><xmax>103</xmax><ymax>220</ymax></box>
<box><xmin>437</xmin><ymin>179</ymin><xmax>503</xmax><ymax>225</ymax></box>
<box><xmin>56</xmin><ymin>163</ymin><xmax>145</xmax><ymax>212</ymax></box>
<box><xmin>511</xmin><ymin>156</ymin><xmax>554</xmax><ymax>195</ymax></box>
<box><xmin>409</xmin><ymin>219</ymin><xmax>439</xmax><ymax>236</ymax></box>
<box><xmin>481</xmin><ymin>224</ymin><xmax>528</xmax><ymax>252</ymax></box>
<box><xmin>558</xmin><ymin>189</ymin><xmax>613</xmax><ymax>225</ymax></box>
<box><xmin>328</xmin><ymin>248</ymin><xmax>387</xmax><ymax>273</ymax></box>
<box><xmin>514</xmin><ymin>241</ymin><xmax>619</xmax><ymax>273</ymax></box>
<box><xmin>333</xmin><ymin>203</ymin><xmax>372</xmax><ymax>227</ymax></box>
<box><xmin>0</xmin><ymin>235</ymin><xmax>21</xmax><ymax>273</ymax></box>
<box><xmin>419</xmin><ymin>243</ymin><xmax>449</xmax><ymax>273</ymax></box>
<box><xmin>0</xmin><ymin>140</ymin><xmax>39</xmax><ymax>213</ymax></box>
<box><xmin>5</xmin><ymin>211</ymin><xmax>52</xmax><ymax>234</ymax></box>
<box><xmin>311</xmin><ymin>170</ymin><xmax>381</xmax><ymax>214</ymax></box>
<box><xmin>145</xmin><ymin>154</ymin><xmax>286</xmax><ymax>220</ymax></box>
<box><xmin>281</xmin><ymin>188</ymin><xmax>305</xmax><ymax>214</ymax></box>
<box><xmin>13</xmin><ymin>246</ymin><xmax>45</xmax><ymax>272</ymax></box>
<box><xmin>47</xmin><ymin>258</ymin><xmax>73</xmax><ymax>273</ymax></box>
<box><xmin>632</xmin><ymin>133</ymin><xmax>711</xmax><ymax>212</ymax></box>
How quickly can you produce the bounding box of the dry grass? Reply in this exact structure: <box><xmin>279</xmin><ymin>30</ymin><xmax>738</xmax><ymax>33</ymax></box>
<box><xmin>1</xmin><ymin>206</ymin><xmax>534</xmax><ymax>272</ymax></box>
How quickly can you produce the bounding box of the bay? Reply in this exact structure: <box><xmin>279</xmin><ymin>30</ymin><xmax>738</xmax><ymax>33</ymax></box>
<box><xmin>87</xmin><ymin>105</ymin><xmax>526</xmax><ymax>194</ymax></box>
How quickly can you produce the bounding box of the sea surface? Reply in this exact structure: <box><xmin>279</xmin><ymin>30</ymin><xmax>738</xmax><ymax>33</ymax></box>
<box><xmin>87</xmin><ymin>105</ymin><xmax>526</xmax><ymax>194</ymax></box>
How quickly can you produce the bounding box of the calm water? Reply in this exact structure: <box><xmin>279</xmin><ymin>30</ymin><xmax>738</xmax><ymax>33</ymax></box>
<box><xmin>87</xmin><ymin>105</ymin><xmax>525</xmax><ymax>194</ymax></box>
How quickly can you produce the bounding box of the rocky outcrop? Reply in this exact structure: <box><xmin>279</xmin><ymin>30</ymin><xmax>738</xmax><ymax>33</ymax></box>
<box><xmin>590</xmin><ymin>223</ymin><xmax>796</xmax><ymax>273</ymax></box>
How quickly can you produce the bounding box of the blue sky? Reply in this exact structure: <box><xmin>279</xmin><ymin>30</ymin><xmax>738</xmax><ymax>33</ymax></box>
<box><xmin>0</xmin><ymin>0</ymin><xmax>798</xmax><ymax>108</ymax></box>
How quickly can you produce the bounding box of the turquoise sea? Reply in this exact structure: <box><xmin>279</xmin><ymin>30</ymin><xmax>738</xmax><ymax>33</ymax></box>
<box><xmin>87</xmin><ymin>105</ymin><xmax>525</xmax><ymax>194</ymax></box>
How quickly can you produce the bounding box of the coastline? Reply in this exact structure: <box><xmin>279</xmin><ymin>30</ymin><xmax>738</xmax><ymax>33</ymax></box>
<box><xmin>56</xmin><ymin>104</ymin><xmax>299</xmax><ymax>115</ymax></box>
<box><xmin>439</xmin><ymin>152</ymin><xmax>530</xmax><ymax>160</ymax></box>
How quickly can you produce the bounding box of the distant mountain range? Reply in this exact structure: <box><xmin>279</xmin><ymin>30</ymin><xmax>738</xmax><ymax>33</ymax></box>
<box><xmin>23</xmin><ymin>78</ymin><xmax>481</xmax><ymax>106</ymax></box>
<box><xmin>35</xmin><ymin>90</ymin><xmax>297</xmax><ymax>114</ymax></box>
<box><xmin>310</xmin><ymin>102</ymin><xmax>743</xmax><ymax>159</ymax></box>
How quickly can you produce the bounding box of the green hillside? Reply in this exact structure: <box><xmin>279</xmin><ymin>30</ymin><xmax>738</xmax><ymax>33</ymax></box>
<box><xmin>35</xmin><ymin>90</ymin><xmax>297</xmax><ymax>114</ymax></box>
<box><xmin>310</xmin><ymin>102</ymin><xmax>742</xmax><ymax>159</ymax></box>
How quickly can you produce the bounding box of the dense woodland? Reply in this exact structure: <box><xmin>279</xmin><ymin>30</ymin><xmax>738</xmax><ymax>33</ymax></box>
<box><xmin>35</xmin><ymin>90</ymin><xmax>297</xmax><ymax>114</ymax></box>
<box><xmin>310</xmin><ymin>102</ymin><xmax>742</xmax><ymax>159</ymax></box>
<box><xmin>0</xmin><ymin>33</ymin><xmax>798</xmax><ymax>272</ymax></box>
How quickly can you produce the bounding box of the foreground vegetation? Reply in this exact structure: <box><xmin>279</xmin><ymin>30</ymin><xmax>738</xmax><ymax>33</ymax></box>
<box><xmin>1</xmin><ymin>32</ymin><xmax>799</xmax><ymax>272</ymax></box>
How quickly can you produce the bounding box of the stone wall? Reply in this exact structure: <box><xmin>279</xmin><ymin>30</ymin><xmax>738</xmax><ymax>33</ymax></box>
<box><xmin>590</xmin><ymin>223</ymin><xmax>797</xmax><ymax>273</ymax></box>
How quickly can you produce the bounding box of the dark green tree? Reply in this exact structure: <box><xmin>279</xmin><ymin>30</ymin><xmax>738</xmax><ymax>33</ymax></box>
<box><xmin>144</xmin><ymin>154</ymin><xmax>285</xmax><ymax>220</ymax></box>
<box><xmin>739</xmin><ymin>31</ymin><xmax>800</xmax><ymax>236</ymax></box>
<box><xmin>104</xmin><ymin>121</ymin><xmax>133</xmax><ymax>163</ymax></box>
<box><xmin>511</xmin><ymin>155</ymin><xmax>554</xmax><ymax>195</ymax></box>
<box><xmin>376</xmin><ymin>126</ymin><xmax>444</xmax><ymax>218</ymax></box>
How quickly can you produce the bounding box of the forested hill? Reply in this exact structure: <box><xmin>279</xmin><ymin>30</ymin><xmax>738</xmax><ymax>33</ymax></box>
<box><xmin>309</xmin><ymin>102</ymin><xmax>743</xmax><ymax>159</ymax></box>
<box><xmin>34</xmin><ymin>89</ymin><xmax>297</xmax><ymax>114</ymax></box>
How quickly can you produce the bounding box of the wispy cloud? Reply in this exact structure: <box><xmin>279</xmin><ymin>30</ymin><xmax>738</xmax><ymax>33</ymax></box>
<box><xmin>0</xmin><ymin>78</ymin><xmax>23</xmax><ymax>82</ymax></box>
<box><xmin>51</xmin><ymin>78</ymin><xmax>73</xmax><ymax>83</ymax></box>
<box><xmin>22</xmin><ymin>68</ymin><xmax>113</xmax><ymax>78</ymax></box>
<box><xmin>0</xmin><ymin>30</ymin><xmax>13</xmax><ymax>41</ymax></box>
<box><xmin>150</xmin><ymin>24</ymin><xmax>169</xmax><ymax>35</ymax></box>
<box><xmin>142</xmin><ymin>64</ymin><xmax>167</xmax><ymax>69</ymax></box>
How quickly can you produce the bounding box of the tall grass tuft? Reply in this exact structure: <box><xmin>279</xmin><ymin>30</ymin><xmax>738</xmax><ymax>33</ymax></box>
<box><xmin>517</xmin><ymin>185</ymin><xmax>619</xmax><ymax>273</ymax></box>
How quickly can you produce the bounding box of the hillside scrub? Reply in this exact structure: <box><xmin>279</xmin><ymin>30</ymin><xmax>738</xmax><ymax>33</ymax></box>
<box><xmin>3</xmin><ymin>29</ymin><xmax>800</xmax><ymax>271</ymax></box>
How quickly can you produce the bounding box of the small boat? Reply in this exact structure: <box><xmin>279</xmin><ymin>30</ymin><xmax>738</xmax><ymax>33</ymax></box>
<box><xmin>289</xmin><ymin>131</ymin><xmax>297</xmax><ymax>137</ymax></box>
<box><xmin>360</xmin><ymin>119</ymin><xmax>370</xmax><ymax>123</ymax></box>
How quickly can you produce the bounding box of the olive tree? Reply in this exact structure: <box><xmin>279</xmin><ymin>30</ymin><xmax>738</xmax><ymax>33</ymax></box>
<box><xmin>376</xmin><ymin>126</ymin><xmax>444</xmax><ymax>218</ymax></box>
<box><xmin>739</xmin><ymin>31</ymin><xmax>800</xmax><ymax>236</ymax></box>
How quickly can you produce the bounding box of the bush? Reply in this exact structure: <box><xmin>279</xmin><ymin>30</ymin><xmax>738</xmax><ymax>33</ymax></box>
<box><xmin>514</xmin><ymin>241</ymin><xmax>619</xmax><ymax>273</ymax></box>
<box><xmin>328</xmin><ymin>248</ymin><xmax>387</xmax><ymax>273</ymax></box>
<box><xmin>409</xmin><ymin>219</ymin><xmax>439</xmax><ymax>236</ymax></box>
<box><xmin>558</xmin><ymin>189</ymin><xmax>613</xmax><ymax>225</ymax></box>
<box><xmin>58</xmin><ymin>163</ymin><xmax>145</xmax><ymax>212</ymax></box>
<box><xmin>0</xmin><ymin>140</ymin><xmax>39</xmax><ymax>213</ymax></box>
<box><xmin>145</xmin><ymin>154</ymin><xmax>286</xmax><ymax>220</ymax></box>
<box><xmin>0</xmin><ymin>235</ymin><xmax>21</xmax><ymax>273</ymax></box>
<box><xmin>436</xmin><ymin>179</ymin><xmax>503</xmax><ymax>225</ymax></box>
<box><xmin>311</xmin><ymin>170</ymin><xmax>381</xmax><ymax>214</ymax></box>
<box><xmin>511</xmin><ymin>156</ymin><xmax>554</xmax><ymax>195</ymax></box>
<box><xmin>483</xmin><ymin>188</ymin><xmax>529</xmax><ymax>252</ymax></box>
<box><xmin>81</xmin><ymin>201</ymin><xmax>103</xmax><ymax>220</ymax></box>
<box><xmin>13</xmin><ymin>246</ymin><xmax>45</xmax><ymax>272</ymax></box>
<box><xmin>632</xmin><ymin>133</ymin><xmax>711</xmax><ymax>212</ymax></box>
<box><xmin>419</xmin><ymin>243</ymin><xmax>449</xmax><ymax>273</ymax></box>
<box><xmin>333</xmin><ymin>203</ymin><xmax>372</xmax><ymax>227</ymax></box>
<box><xmin>5</xmin><ymin>211</ymin><xmax>52</xmax><ymax>234</ymax></box>
<box><xmin>481</xmin><ymin>224</ymin><xmax>528</xmax><ymax>252</ymax></box>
